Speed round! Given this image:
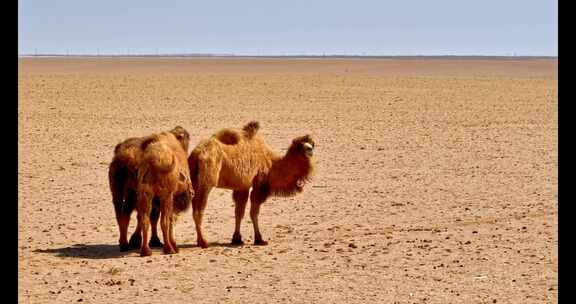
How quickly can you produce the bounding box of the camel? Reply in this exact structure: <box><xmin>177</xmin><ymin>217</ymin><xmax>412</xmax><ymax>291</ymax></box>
<box><xmin>136</xmin><ymin>129</ymin><xmax>193</xmax><ymax>256</ymax></box>
<box><xmin>108</xmin><ymin>126</ymin><xmax>191</xmax><ymax>252</ymax></box>
<box><xmin>187</xmin><ymin>121</ymin><xmax>315</xmax><ymax>248</ymax></box>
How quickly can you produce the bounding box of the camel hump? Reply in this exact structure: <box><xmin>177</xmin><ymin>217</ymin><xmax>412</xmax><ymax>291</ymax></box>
<box><xmin>113</xmin><ymin>139</ymin><xmax>141</xmax><ymax>171</ymax></box>
<box><xmin>242</xmin><ymin>121</ymin><xmax>260</xmax><ymax>139</ymax></box>
<box><xmin>114</xmin><ymin>137</ymin><xmax>139</xmax><ymax>155</ymax></box>
<box><xmin>214</xmin><ymin>129</ymin><xmax>241</xmax><ymax>145</ymax></box>
<box><xmin>212</xmin><ymin>121</ymin><xmax>259</xmax><ymax>145</ymax></box>
<box><xmin>142</xmin><ymin>136</ymin><xmax>176</xmax><ymax>173</ymax></box>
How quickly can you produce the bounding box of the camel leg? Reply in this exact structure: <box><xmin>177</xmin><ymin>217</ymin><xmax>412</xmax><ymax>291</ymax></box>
<box><xmin>124</xmin><ymin>189</ymin><xmax>142</xmax><ymax>250</ymax></box>
<box><xmin>149</xmin><ymin>201</ymin><xmax>163</xmax><ymax>248</ymax></box>
<box><xmin>113</xmin><ymin>193</ymin><xmax>131</xmax><ymax>251</ymax></box>
<box><xmin>231</xmin><ymin>190</ymin><xmax>249</xmax><ymax>245</ymax></box>
<box><xmin>110</xmin><ymin>165</ymin><xmax>133</xmax><ymax>251</ymax></box>
<box><xmin>160</xmin><ymin>193</ymin><xmax>177</xmax><ymax>254</ymax></box>
<box><xmin>137</xmin><ymin>190</ymin><xmax>153</xmax><ymax>257</ymax></box>
<box><xmin>169</xmin><ymin>214</ymin><xmax>179</xmax><ymax>253</ymax></box>
<box><xmin>131</xmin><ymin>198</ymin><xmax>162</xmax><ymax>248</ymax></box>
<box><xmin>128</xmin><ymin>220</ymin><xmax>141</xmax><ymax>249</ymax></box>
<box><xmin>192</xmin><ymin>187</ymin><xmax>211</xmax><ymax>248</ymax></box>
<box><xmin>115</xmin><ymin>208</ymin><xmax>131</xmax><ymax>251</ymax></box>
<box><xmin>250</xmin><ymin>190</ymin><xmax>268</xmax><ymax>246</ymax></box>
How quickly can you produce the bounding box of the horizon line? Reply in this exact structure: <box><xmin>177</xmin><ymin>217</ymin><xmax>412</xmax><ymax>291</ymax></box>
<box><xmin>18</xmin><ymin>53</ymin><xmax>558</xmax><ymax>59</ymax></box>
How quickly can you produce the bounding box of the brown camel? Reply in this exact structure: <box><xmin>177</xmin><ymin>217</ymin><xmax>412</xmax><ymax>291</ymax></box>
<box><xmin>136</xmin><ymin>129</ymin><xmax>193</xmax><ymax>256</ymax></box>
<box><xmin>108</xmin><ymin>126</ymin><xmax>190</xmax><ymax>252</ymax></box>
<box><xmin>188</xmin><ymin>121</ymin><xmax>315</xmax><ymax>248</ymax></box>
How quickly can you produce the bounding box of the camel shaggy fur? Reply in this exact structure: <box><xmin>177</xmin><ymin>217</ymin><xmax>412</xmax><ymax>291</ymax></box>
<box><xmin>188</xmin><ymin>121</ymin><xmax>315</xmax><ymax>248</ymax></box>
<box><xmin>136</xmin><ymin>129</ymin><xmax>193</xmax><ymax>256</ymax></box>
<box><xmin>108</xmin><ymin>126</ymin><xmax>190</xmax><ymax>252</ymax></box>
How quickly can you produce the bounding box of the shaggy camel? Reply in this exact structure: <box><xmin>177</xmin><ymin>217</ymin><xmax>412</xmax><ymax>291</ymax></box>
<box><xmin>108</xmin><ymin>126</ymin><xmax>190</xmax><ymax>252</ymax></box>
<box><xmin>188</xmin><ymin>121</ymin><xmax>315</xmax><ymax>248</ymax></box>
<box><xmin>136</xmin><ymin>129</ymin><xmax>193</xmax><ymax>256</ymax></box>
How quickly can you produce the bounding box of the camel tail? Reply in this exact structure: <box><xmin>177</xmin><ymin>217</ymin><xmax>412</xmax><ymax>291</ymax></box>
<box><xmin>141</xmin><ymin>136</ymin><xmax>176</xmax><ymax>173</ymax></box>
<box><xmin>242</xmin><ymin>121</ymin><xmax>260</xmax><ymax>139</ymax></box>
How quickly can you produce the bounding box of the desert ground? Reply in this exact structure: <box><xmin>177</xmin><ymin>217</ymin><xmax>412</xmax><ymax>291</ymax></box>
<box><xmin>18</xmin><ymin>57</ymin><xmax>557</xmax><ymax>303</ymax></box>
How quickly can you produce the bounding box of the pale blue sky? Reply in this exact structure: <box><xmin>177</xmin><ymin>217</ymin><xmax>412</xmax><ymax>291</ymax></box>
<box><xmin>18</xmin><ymin>0</ymin><xmax>557</xmax><ymax>56</ymax></box>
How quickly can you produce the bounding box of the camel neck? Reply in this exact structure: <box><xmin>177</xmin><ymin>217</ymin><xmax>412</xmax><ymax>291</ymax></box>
<box><xmin>271</xmin><ymin>151</ymin><xmax>311</xmax><ymax>175</ymax></box>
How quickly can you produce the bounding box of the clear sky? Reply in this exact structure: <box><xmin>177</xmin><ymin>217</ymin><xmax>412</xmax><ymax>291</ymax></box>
<box><xmin>18</xmin><ymin>0</ymin><xmax>557</xmax><ymax>56</ymax></box>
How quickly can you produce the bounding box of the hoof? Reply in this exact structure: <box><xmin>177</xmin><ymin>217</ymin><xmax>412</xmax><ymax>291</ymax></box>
<box><xmin>169</xmin><ymin>241</ymin><xmax>179</xmax><ymax>253</ymax></box>
<box><xmin>140</xmin><ymin>247</ymin><xmax>152</xmax><ymax>257</ymax></box>
<box><xmin>149</xmin><ymin>237</ymin><xmax>163</xmax><ymax>248</ymax></box>
<box><xmin>197</xmin><ymin>239</ymin><xmax>209</xmax><ymax>249</ymax></box>
<box><xmin>231</xmin><ymin>234</ymin><xmax>244</xmax><ymax>246</ymax></box>
<box><xmin>231</xmin><ymin>239</ymin><xmax>244</xmax><ymax>246</ymax></box>
<box><xmin>163</xmin><ymin>246</ymin><xmax>177</xmax><ymax>255</ymax></box>
<box><xmin>254</xmin><ymin>239</ymin><xmax>269</xmax><ymax>246</ymax></box>
<box><xmin>128</xmin><ymin>234</ymin><xmax>142</xmax><ymax>249</ymax></box>
<box><xmin>119</xmin><ymin>243</ymin><xmax>131</xmax><ymax>252</ymax></box>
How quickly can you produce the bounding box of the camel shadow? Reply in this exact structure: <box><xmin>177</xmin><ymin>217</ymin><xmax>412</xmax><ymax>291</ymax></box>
<box><xmin>33</xmin><ymin>242</ymin><xmax>244</xmax><ymax>259</ymax></box>
<box><xmin>178</xmin><ymin>242</ymin><xmax>244</xmax><ymax>249</ymax></box>
<box><xmin>33</xmin><ymin>244</ymin><xmax>134</xmax><ymax>259</ymax></box>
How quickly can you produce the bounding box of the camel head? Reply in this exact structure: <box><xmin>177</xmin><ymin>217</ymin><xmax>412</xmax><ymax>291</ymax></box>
<box><xmin>288</xmin><ymin>134</ymin><xmax>315</xmax><ymax>159</ymax></box>
<box><xmin>170</xmin><ymin>126</ymin><xmax>191</xmax><ymax>152</ymax></box>
<box><xmin>267</xmin><ymin>134</ymin><xmax>315</xmax><ymax>197</ymax></box>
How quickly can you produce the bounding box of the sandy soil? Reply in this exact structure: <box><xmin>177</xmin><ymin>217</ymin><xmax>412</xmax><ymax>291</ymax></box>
<box><xmin>18</xmin><ymin>58</ymin><xmax>557</xmax><ymax>303</ymax></box>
